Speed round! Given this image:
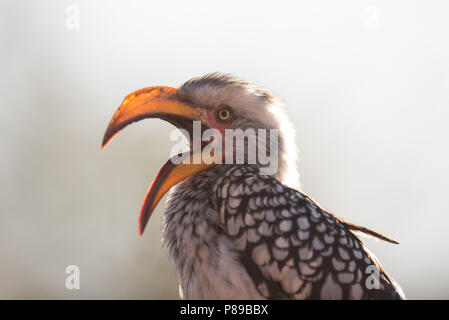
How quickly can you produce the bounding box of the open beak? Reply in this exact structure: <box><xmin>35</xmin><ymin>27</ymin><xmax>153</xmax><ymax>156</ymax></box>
<box><xmin>102</xmin><ymin>86</ymin><xmax>217</xmax><ymax>235</ymax></box>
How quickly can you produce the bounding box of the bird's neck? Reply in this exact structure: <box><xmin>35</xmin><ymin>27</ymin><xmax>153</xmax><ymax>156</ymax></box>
<box><xmin>162</xmin><ymin>167</ymin><xmax>221</xmax><ymax>291</ymax></box>
<box><xmin>161</xmin><ymin>165</ymin><xmax>264</xmax><ymax>299</ymax></box>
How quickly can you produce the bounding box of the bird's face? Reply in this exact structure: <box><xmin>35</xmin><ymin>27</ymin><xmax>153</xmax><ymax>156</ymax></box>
<box><xmin>102</xmin><ymin>73</ymin><xmax>298</xmax><ymax>235</ymax></box>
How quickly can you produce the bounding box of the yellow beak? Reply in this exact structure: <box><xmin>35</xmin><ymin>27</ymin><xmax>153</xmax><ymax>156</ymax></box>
<box><xmin>102</xmin><ymin>86</ymin><xmax>216</xmax><ymax>235</ymax></box>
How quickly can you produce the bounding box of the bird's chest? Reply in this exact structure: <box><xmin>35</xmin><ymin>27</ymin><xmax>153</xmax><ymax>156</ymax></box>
<box><xmin>162</xmin><ymin>175</ymin><xmax>263</xmax><ymax>299</ymax></box>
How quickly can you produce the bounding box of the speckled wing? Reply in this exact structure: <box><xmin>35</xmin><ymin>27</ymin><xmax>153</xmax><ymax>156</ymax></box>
<box><xmin>211</xmin><ymin>166</ymin><xmax>405</xmax><ymax>300</ymax></box>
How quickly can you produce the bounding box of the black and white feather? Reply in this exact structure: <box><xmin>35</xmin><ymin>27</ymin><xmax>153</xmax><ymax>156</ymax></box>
<box><xmin>212</xmin><ymin>165</ymin><xmax>404</xmax><ymax>299</ymax></box>
<box><xmin>163</xmin><ymin>165</ymin><xmax>404</xmax><ymax>299</ymax></box>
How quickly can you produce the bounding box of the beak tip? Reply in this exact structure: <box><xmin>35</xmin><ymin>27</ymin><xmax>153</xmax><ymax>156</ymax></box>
<box><xmin>101</xmin><ymin>139</ymin><xmax>108</xmax><ymax>150</ymax></box>
<box><xmin>138</xmin><ymin>222</ymin><xmax>145</xmax><ymax>236</ymax></box>
<box><xmin>101</xmin><ymin>127</ymin><xmax>116</xmax><ymax>150</ymax></box>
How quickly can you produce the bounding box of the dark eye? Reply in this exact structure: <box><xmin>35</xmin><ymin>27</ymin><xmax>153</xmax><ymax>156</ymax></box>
<box><xmin>217</xmin><ymin>107</ymin><xmax>232</xmax><ymax>122</ymax></box>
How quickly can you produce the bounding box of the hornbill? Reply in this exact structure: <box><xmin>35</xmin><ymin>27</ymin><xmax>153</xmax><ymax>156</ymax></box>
<box><xmin>102</xmin><ymin>73</ymin><xmax>405</xmax><ymax>299</ymax></box>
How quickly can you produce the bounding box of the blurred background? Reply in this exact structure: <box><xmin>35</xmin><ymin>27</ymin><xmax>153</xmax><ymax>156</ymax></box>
<box><xmin>0</xmin><ymin>0</ymin><xmax>448</xmax><ymax>299</ymax></box>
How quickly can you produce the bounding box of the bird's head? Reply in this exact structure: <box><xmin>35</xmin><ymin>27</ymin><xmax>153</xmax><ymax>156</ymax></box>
<box><xmin>102</xmin><ymin>73</ymin><xmax>299</xmax><ymax>235</ymax></box>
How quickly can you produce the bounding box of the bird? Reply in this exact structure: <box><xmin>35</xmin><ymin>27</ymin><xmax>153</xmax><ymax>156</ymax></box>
<box><xmin>102</xmin><ymin>73</ymin><xmax>405</xmax><ymax>300</ymax></box>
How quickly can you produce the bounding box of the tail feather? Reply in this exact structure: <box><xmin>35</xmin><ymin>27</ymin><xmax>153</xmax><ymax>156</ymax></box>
<box><xmin>341</xmin><ymin>221</ymin><xmax>399</xmax><ymax>244</ymax></box>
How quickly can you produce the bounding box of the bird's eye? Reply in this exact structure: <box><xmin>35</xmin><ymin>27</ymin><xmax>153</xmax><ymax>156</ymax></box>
<box><xmin>217</xmin><ymin>107</ymin><xmax>232</xmax><ymax>122</ymax></box>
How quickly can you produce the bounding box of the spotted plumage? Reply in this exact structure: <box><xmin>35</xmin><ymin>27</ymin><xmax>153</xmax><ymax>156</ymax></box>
<box><xmin>163</xmin><ymin>165</ymin><xmax>404</xmax><ymax>300</ymax></box>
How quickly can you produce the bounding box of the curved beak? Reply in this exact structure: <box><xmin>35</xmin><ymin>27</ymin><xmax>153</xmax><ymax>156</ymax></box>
<box><xmin>102</xmin><ymin>86</ymin><xmax>217</xmax><ymax>235</ymax></box>
<box><xmin>102</xmin><ymin>86</ymin><xmax>200</xmax><ymax>149</ymax></box>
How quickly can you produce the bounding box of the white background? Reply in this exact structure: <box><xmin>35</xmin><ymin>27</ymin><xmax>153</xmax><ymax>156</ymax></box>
<box><xmin>0</xmin><ymin>0</ymin><xmax>448</xmax><ymax>299</ymax></box>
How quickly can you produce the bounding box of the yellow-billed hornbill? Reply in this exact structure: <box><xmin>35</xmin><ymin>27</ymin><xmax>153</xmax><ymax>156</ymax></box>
<box><xmin>102</xmin><ymin>73</ymin><xmax>405</xmax><ymax>299</ymax></box>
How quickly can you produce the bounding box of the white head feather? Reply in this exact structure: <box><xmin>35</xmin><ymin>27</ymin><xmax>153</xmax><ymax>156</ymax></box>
<box><xmin>180</xmin><ymin>73</ymin><xmax>300</xmax><ymax>190</ymax></box>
